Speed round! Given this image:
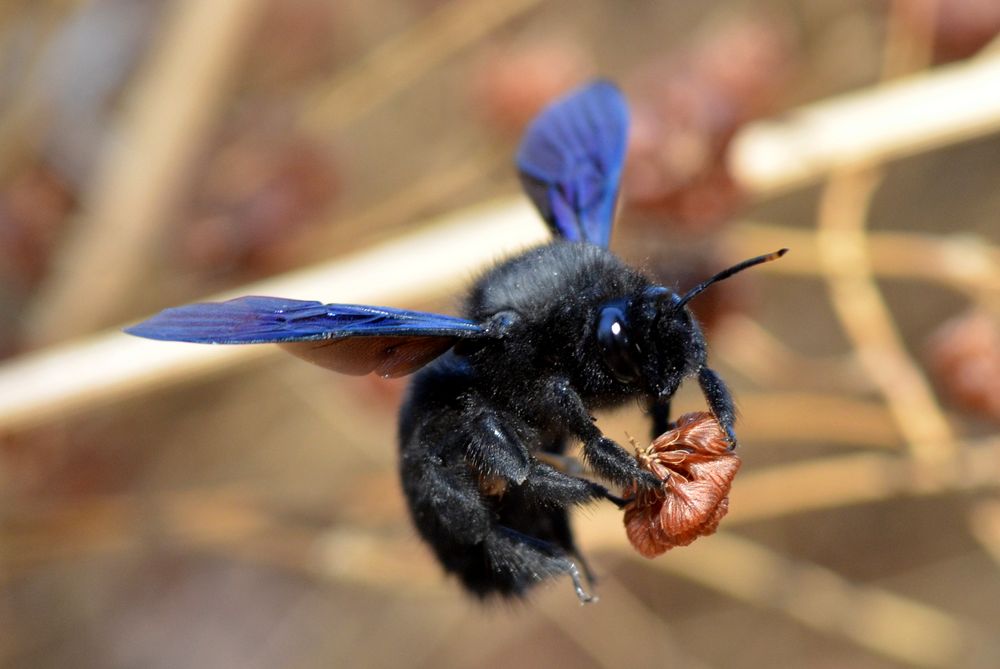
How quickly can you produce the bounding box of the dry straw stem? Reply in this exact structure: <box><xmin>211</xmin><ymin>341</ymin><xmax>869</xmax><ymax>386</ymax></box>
<box><xmin>297</xmin><ymin>0</ymin><xmax>544</xmax><ymax>135</ymax></box>
<box><xmin>283</xmin><ymin>141</ymin><xmax>506</xmax><ymax>265</ymax></box>
<box><xmin>635</xmin><ymin>532</ymin><xmax>981</xmax><ymax>669</ymax></box>
<box><xmin>281</xmin><ymin>0</ymin><xmax>538</xmax><ymax>259</ymax></box>
<box><xmin>288</xmin><ymin>0</ymin><xmax>541</xmax><ymax>260</ymax></box>
<box><xmin>19</xmin><ymin>0</ymin><xmax>535</xmax><ymax>345</ymax></box>
<box><xmin>7</xmin><ymin>429</ymin><xmax>1000</xmax><ymax>666</ymax></box>
<box><xmin>23</xmin><ymin>0</ymin><xmax>269</xmax><ymax>344</ymax></box>
<box><xmin>5</xmin><ymin>50</ymin><xmax>1000</xmax><ymax>430</ymax></box>
<box><xmin>0</xmin><ymin>200</ymin><xmax>548</xmax><ymax>433</ymax></box>
<box><xmin>728</xmin><ymin>435</ymin><xmax>1000</xmax><ymax>523</ymax></box>
<box><xmin>535</xmin><ymin>574</ymin><xmax>713</xmax><ymax>669</ymax></box>
<box><xmin>736</xmin><ymin>392</ymin><xmax>900</xmax><ymax>449</ymax></box>
<box><xmin>733</xmin><ymin>223</ymin><xmax>1000</xmax><ymax>295</ymax></box>
<box><xmin>0</xmin><ymin>204</ymin><xmax>992</xmax><ymax>435</ymax></box>
<box><xmin>5</xmin><ymin>490</ymin><xmax>990</xmax><ymax>668</ymax></box>
<box><xmin>9</xmin><ymin>435</ymin><xmax>1000</xmax><ymax>579</ymax></box>
<box><xmin>713</xmin><ymin>315</ymin><xmax>872</xmax><ymax>392</ymax></box>
<box><xmin>817</xmin><ymin>0</ymin><xmax>960</xmax><ymax>465</ymax></box>
<box><xmin>817</xmin><ymin>168</ymin><xmax>957</xmax><ymax>465</ymax></box>
<box><xmin>881</xmin><ymin>0</ymin><xmax>934</xmax><ymax>79</ymax></box>
<box><xmin>310</xmin><ymin>526</ymin><xmax>990</xmax><ymax>667</ymax></box>
<box><xmin>968</xmin><ymin>499</ymin><xmax>1000</xmax><ymax>569</ymax></box>
<box><xmin>1</xmin><ymin>486</ymin><xmax>273</xmax><ymax>578</ymax></box>
<box><xmin>731</xmin><ymin>50</ymin><xmax>1000</xmax><ymax>197</ymax></box>
<box><xmin>0</xmin><ymin>0</ymin><xmax>81</xmax><ymax>181</ymax></box>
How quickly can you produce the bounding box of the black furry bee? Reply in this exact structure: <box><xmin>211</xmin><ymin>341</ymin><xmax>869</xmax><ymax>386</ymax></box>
<box><xmin>127</xmin><ymin>82</ymin><xmax>784</xmax><ymax>602</ymax></box>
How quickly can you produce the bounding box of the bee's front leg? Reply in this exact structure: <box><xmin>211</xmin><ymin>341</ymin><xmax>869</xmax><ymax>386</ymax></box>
<box><xmin>543</xmin><ymin>377</ymin><xmax>662</xmax><ymax>491</ymax></box>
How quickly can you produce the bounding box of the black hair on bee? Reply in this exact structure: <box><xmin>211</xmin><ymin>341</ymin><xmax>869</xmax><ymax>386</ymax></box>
<box><xmin>126</xmin><ymin>81</ymin><xmax>785</xmax><ymax>602</ymax></box>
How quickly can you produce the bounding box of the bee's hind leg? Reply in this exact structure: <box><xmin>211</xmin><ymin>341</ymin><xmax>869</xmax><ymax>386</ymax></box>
<box><xmin>491</xmin><ymin>525</ymin><xmax>597</xmax><ymax>604</ymax></box>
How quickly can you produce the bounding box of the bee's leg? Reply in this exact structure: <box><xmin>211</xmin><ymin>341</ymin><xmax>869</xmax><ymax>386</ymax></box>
<box><xmin>534</xmin><ymin>449</ymin><xmax>628</xmax><ymax>507</ymax></box>
<box><xmin>517</xmin><ymin>459</ymin><xmax>619</xmax><ymax>508</ymax></box>
<box><xmin>698</xmin><ymin>366</ymin><xmax>737</xmax><ymax>448</ymax></box>
<box><xmin>400</xmin><ymin>440</ymin><xmax>493</xmax><ymax>548</ymax></box>
<box><xmin>565</xmin><ymin>560</ymin><xmax>596</xmax><ymax>604</ymax></box>
<box><xmin>464</xmin><ymin>409</ymin><xmax>532</xmax><ymax>486</ymax></box>
<box><xmin>492</xmin><ymin>526</ymin><xmax>596</xmax><ymax>604</ymax></box>
<box><xmin>545</xmin><ymin>510</ymin><xmax>597</xmax><ymax>587</ymax></box>
<box><xmin>516</xmin><ymin>464</ymin><xmax>607</xmax><ymax>586</ymax></box>
<box><xmin>544</xmin><ymin>377</ymin><xmax>662</xmax><ymax>491</ymax></box>
<box><xmin>648</xmin><ymin>397</ymin><xmax>672</xmax><ymax>439</ymax></box>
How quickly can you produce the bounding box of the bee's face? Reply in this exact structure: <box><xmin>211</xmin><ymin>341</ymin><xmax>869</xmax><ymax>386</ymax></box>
<box><xmin>594</xmin><ymin>289</ymin><xmax>706</xmax><ymax>397</ymax></box>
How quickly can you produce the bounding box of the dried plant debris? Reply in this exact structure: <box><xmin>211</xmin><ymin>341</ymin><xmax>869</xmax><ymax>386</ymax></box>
<box><xmin>469</xmin><ymin>37</ymin><xmax>592</xmax><ymax>135</ymax></box>
<box><xmin>623</xmin><ymin>412</ymin><xmax>741</xmax><ymax>558</ymax></box>
<box><xmin>898</xmin><ymin>0</ymin><xmax>1000</xmax><ymax>62</ymax></box>
<box><xmin>925</xmin><ymin>309</ymin><xmax>1000</xmax><ymax>424</ymax></box>
<box><xmin>622</xmin><ymin>15</ymin><xmax>795</xmax><ymax>228</ymax></box>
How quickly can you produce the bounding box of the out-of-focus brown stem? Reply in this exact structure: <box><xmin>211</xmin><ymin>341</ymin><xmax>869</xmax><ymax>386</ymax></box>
<box><xmin>0</xmin><ymin>199</ymin><xmax>548</xmax><ymax>434</ymax></box>
<box><xmin>730</xmin><ymin>437</ymin><xmax>1000</xmax><ymax>523</ymax></box>
<box><xmin>736</xmin><ymin>392</ymin><xmax>901</xmax><ymax>449</ymax></box>
<box><xmin>882</xmin><ymin>0</ymin><xmax>934</xmax><ymax>79</ymax></box>
<box><xmin>817</xmin><ymin>169</ymin><xmax>957</xmax><ymax>464</ymax></box>
<box><xmin>3</xmin><ymin>42</ymin><xmax>1000</xmax><ymax>428</ymax></box>
<box><xmin>731</xmin><ymin>51</ymin><xmax>1000</xmax><ymax>196</ymax></box>
<box><xmin>733</xmin><ymin>222</ymin><xmax>1000</xmax><ymax>294</ymax></box>
<box><xmin>714</xmin><ymin>314</ymin><xmax>872</xmax><ymax>392</ymax></box>
<box><xmin>7</xmin><ymin>436</ymin><xmax>1000</xmax><ymax>578</ymax></box>
<box><xmin>297</xmin><ymin>0</ymin><xmax>544</xmax><ymax>135</ymax></box>
<box><xmin>536</xmin><ymin>575</ymin><xmax>713</xmax><ymax>669</ymax></box>
<box><xmin>23</xmin><ymin>0</ymin><xmax>268</xmax><ymax>343</ymax></box>
<box><xmin>636</xmin><ymin>532</ymin><xmax>980</xmax><ymax>668</ymax></box>
<box><xmin>0</xmin><ymin>1</ymin><xmax>80</xmax><ymax>181</ymax></box>
<box><xmin>283</xmin><ymin>143</ymin><xmax>506</xmax><ymax>265</ymax></box>
<box><xmin>968</xmin><ymin>499</ymin><xmax>1000</xmax><ymax>569</ymax></box>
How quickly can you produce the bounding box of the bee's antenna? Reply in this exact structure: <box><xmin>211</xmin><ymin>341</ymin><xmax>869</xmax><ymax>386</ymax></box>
<box><xmin>675</xmin><ymin>249</ymin><xmax>788</xmax><ymax>309</ymax></box>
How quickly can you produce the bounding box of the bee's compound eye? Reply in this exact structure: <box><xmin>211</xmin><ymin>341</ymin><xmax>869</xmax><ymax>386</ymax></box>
<box><xmin>596</xmin><ymin>305</ymin><xmax>642</xmax><ymax>383</ymax></box>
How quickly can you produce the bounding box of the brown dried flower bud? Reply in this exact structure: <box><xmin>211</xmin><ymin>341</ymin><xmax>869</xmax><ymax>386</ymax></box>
<box><xmin>925</xmin><ymin>310</ymin><xmax>1000</xmax><ymax>423</ymax></box>
<box><xmin>623</xmin><ymin>412</ymin><xmax>741</xmax><ymax>558</ymax></box>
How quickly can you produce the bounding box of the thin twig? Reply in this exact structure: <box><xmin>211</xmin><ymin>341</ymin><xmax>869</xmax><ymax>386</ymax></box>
<box><xmin>968</xmin><ymin>499</ymin><xmax>1000</xmax><ymax>569</ymax></box>
<box><xmin>817</xmin><ymin>169</ymin><xmax>956</xmax><ymax>464</ymax></box>
<box><xmin>4</xmin><ymin>488</ymin><xmax>988</xmax><ymax>667</ymax></box>
<box><xmin>804</xmin><ymin>5</ymin><xmax>973</xmax><ymax>469</ymax></box>
<box><xmin>297</xmin><ymin>0</ymin><xmax>544</xmax><ymax>135</ymax></box>
<box><xmin>7</xmin><ymin>435</ymin><xmax>1000</xmax><ymax>577</ymax></box>
<box><xmin>713</xmin><ymin>314</ymin><xmax>872</xmax><ymax>393</ymax></box>
<box><xmin>5</xmin><ymin>48</ymin><xmax>1000</xmax><ymax>428</ymax></box>
<box><xmin>729</xmin><ymin>436</ymin><xmax>1000</xmax><ymax>523</ymax></box>
<box><xmin>535</xmin><ymin>574</ymin><xmax>715</xmax><ymax>669</ymax></box>
<box><xmin>22</xmin><ymin>0</ymin><xmax>268</xmax><ymax>343</ymax></box>
<box><xmin>882</xmin><ymin>0</ymin><xmax>934</xmax><ymax>79</ymax></box>
<box><xmin>282</xmin><ymin>142</ymin><xmax>506</xmax><ymax>265</ymax></box>
<box><xmin>735</xmin><ymin>392</ymin><xmax>900</xmax><ymax>449</ymax></box>
<box><xmin>1</xmin><ymin>202</ymin><xmax>995</xmax><ymax>435</ymax></box>
<box><xmin>0</xmin><ymin>199</ymin><xmax>547</xmax><ymax>433</ymax></box>
<box><xmin>730</xmin><ymin>51</ymin><xmax>1000</xmax><ymax>196</ymax></box>
<box><xmin>0</xmin><ymin>1</ymin><xmax>80</xmax><ymax>181</ymax></box>
<box><xmin>633</xmin><ymin>532</ymin><xmax>983</xmax><ymax>669</ymax></box>
<box><xmin>733</xmin><ymin>222</ymin><xmax>1000</xmax><ymax>294</ymax></box>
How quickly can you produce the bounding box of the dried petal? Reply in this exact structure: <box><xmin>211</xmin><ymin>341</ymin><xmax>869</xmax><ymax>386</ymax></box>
<box><xmin>622</xmin><ymin>412</ymin><xmax>741</xmax><ymax>557</ymax></box>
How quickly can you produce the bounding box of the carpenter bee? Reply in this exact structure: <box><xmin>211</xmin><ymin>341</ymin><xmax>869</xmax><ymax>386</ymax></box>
<box><xmin>126</xmin><ymin>81</ymin><xmax>785</xmax><ymax>602</ymax></box>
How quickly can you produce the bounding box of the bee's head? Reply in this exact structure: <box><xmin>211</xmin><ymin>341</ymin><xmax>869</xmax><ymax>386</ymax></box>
<box><xmin>594</xmin><ymin>249</ymin><xmax>787</xmax><ymax>397</ymax></box>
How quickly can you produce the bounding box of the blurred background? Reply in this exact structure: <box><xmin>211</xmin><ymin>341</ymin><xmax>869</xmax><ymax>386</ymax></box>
<box><xmin>1</xmin><ymin>0</ymin><xmax>1000</xmax><ymax>667</ymax></box>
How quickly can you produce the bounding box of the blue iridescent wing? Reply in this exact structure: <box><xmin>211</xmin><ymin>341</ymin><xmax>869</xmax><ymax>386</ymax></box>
<box><xmin>124</xmin><ymin>296</ymin><xmax>485</xmax><ymax>377</ymax></box>
<box><xmin>516</xmin><ymin>80</ymin><xmax>629</xmax><ymax>248</ymax></box>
